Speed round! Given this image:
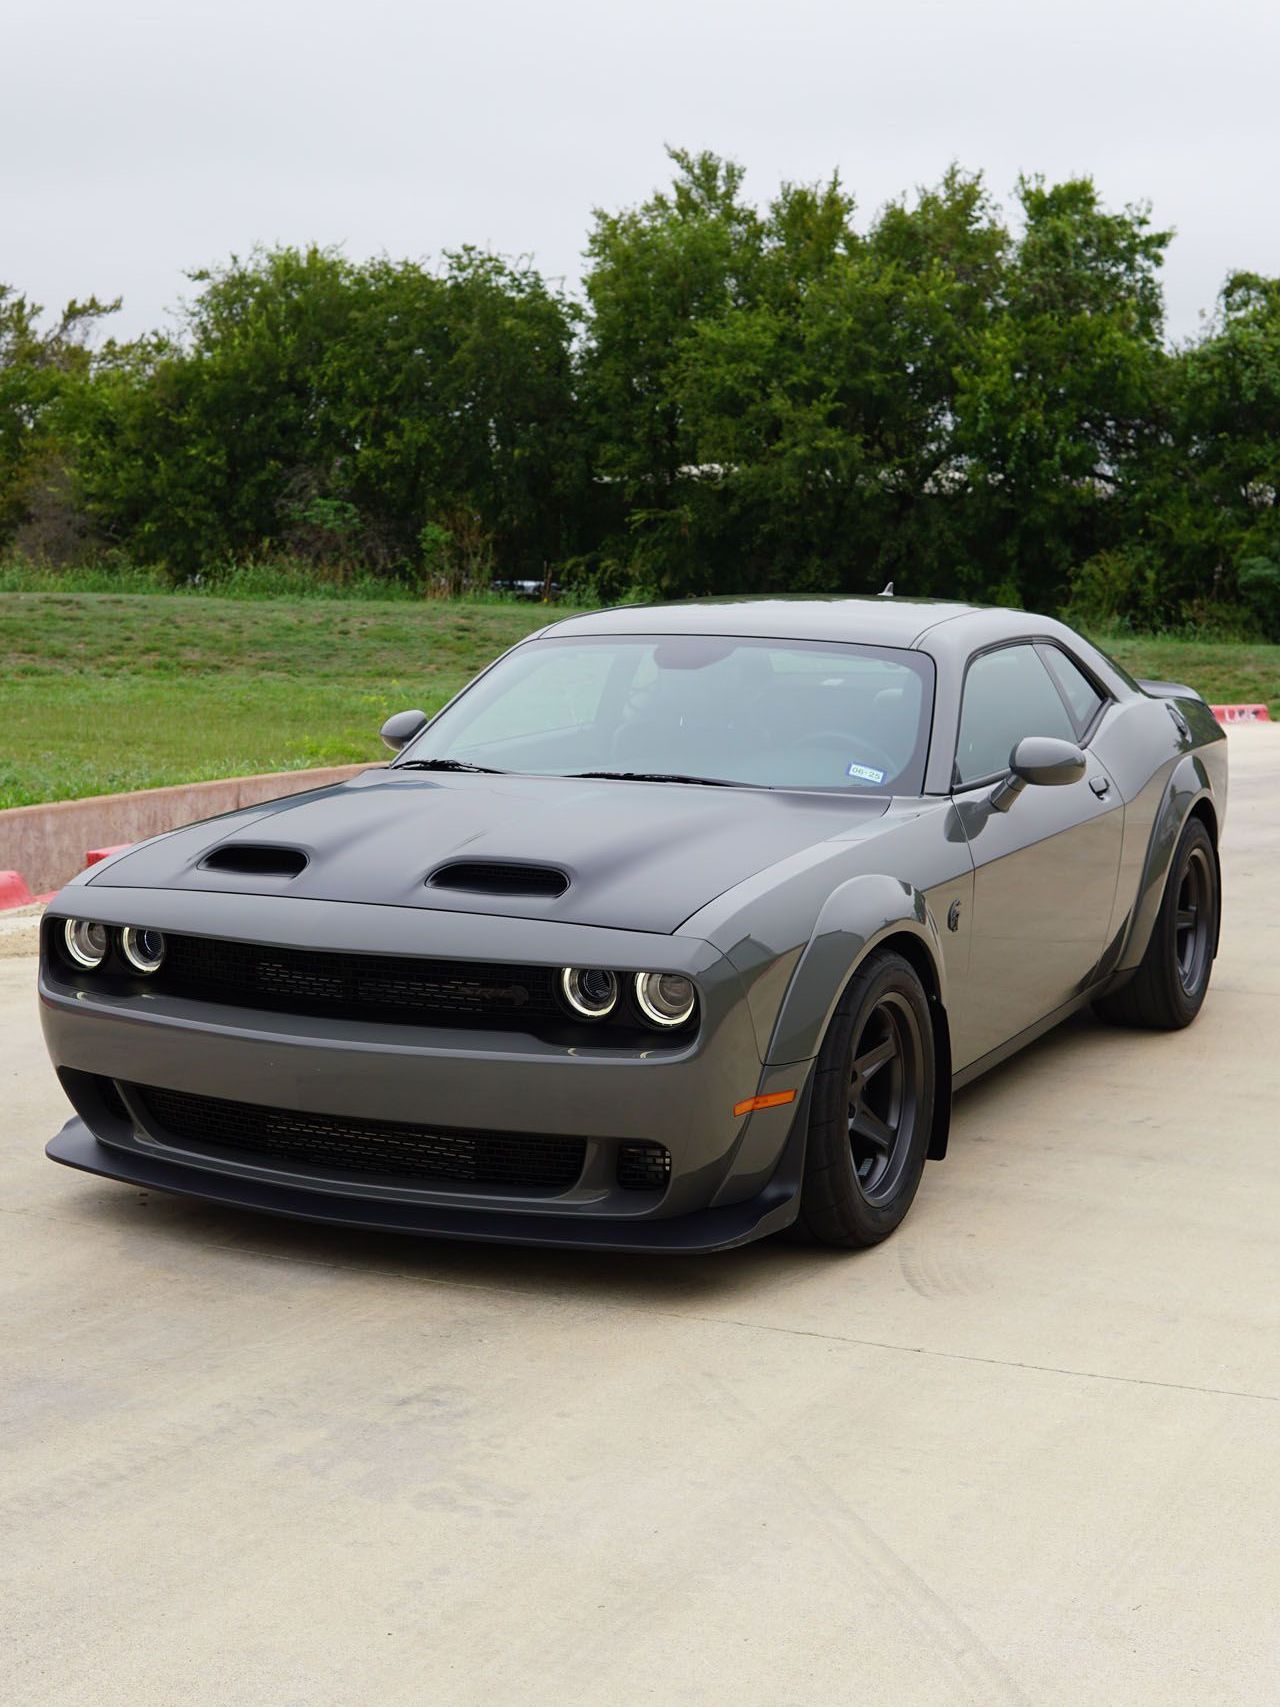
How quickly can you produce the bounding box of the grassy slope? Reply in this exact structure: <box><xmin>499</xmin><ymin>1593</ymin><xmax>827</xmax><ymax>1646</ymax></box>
<box><xmin>0</xmin><ymin>594</ymin><xmax>558</xmax><ymax>808</ymax></box>
<box><xmin>1</xmin><ymin>593</ymin><xmax>1276</xmax><ymax>809</ymax></box>
<box><xmin>1098</xmin><ymin>632</ymin><xmax>1280</xmax><ymax>712</ymax></box>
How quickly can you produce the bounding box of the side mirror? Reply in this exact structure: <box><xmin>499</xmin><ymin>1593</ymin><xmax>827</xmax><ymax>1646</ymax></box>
<box><xmin>380</xmin><ymin>708</ymin><xmax>428</xmax><ymax>752</ymax></box>
<box><xmin>990</xmin><ymin>736</ymin><xmax>1086</xmax><ymax>812</ymax></box>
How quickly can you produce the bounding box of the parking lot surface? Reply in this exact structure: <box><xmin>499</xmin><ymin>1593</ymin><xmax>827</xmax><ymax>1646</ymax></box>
<box><xmin>3</xmin><ymin>727</ymin><xmax>1278</xmax><ymax>1706</ymax></box>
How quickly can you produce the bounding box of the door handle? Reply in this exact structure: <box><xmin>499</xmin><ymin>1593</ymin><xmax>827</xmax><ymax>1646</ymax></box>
<box><xmin>1089</xmin><ymin>775</ymin><xmax>1111</xmax><ymax>798</ymax></box>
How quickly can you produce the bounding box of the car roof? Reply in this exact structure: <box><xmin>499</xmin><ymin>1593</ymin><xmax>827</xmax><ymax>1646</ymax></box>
<box><xmin>542</xmin><ymin>595</ymin><xmax>980</xmax><ymax>649</ymax></box>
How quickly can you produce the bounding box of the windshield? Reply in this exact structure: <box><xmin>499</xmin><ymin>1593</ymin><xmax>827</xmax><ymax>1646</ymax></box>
<box><xmin>399</xmin><ymin>634</ymin><xmax>935</xmax><ymax>793</ymax></box>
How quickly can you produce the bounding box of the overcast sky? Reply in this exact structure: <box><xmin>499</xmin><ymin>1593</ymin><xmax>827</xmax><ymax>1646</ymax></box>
<box><xmin>6</xmin><ymin>0</ymin><xmax>1278</xmax><ymax>345</ymax></box>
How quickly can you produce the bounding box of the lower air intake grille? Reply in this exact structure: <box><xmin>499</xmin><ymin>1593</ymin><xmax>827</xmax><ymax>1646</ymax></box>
<box><xmin>617</xmin><ymin>1142</ymin><xmax>672</xmax><ymax>1191</ymax></box>
<box><xmin>131</xmin><ymin>1084</ymin><xmax>587</xmax><ymax>1193</ymax></box>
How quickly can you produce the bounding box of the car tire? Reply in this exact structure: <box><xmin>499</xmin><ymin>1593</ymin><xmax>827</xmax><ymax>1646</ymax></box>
<box><xmin>1095</xmin><ymin>815</ymin><xmax>1219</xmax><ymax>1030</ymax></box>
<box><xmin>796</xmin><ymin>950</ymin><xmax>935</xmax><ymax>1249</ymax></box>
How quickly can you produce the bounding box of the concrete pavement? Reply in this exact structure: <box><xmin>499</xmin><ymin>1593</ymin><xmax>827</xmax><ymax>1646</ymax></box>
<box><xmin>3</xmin><ymin>728</ymin><xmax>1278</xmax><ymax>1706</ymax></box>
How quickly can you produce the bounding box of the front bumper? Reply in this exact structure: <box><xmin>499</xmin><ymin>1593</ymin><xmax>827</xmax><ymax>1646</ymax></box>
<box><xmin>41</xmin><ymin>889</ymin><xmax>811</xmax><ymax>1248</ymax></box>
<box><xmin>46</xmin><ymin>1108</ymin><xmax>807</xmax><ymax>1252</ymax></box>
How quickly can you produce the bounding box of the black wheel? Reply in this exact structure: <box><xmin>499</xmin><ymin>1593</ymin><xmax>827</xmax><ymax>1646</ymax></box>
<box><xmin>1095</xmin><ymin>816</ymin><xmax>1219</xmax><ymax>1030</ymax></box>
<box><xmin>797</xmin><ymin>951</ymin><xmax>935</xmax><ymax>1249</ymax></box>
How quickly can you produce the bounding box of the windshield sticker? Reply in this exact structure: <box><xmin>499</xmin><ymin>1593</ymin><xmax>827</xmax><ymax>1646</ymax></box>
<box><xmin>846</xmin><ymin>762</ymin><xmax>887</xmax><ymax>785</ymax></box>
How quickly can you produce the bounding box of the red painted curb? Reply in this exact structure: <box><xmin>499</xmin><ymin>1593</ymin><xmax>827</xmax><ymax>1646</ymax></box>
<box><xmin>85</xmin><ymin>843</ymin><xmax>134</xmax><ymax>867</ymax></box>
<box><xmin>1</xmin><ymin>844</ymin><xmax>135</xmax><ymax>910</ymax></box>
<box><xmin>0</xmin><ymin>870</ymin><xmax>34</xmax><ymax>909</ymax></box>
<box><xmin>1211</xmin><ymin>703</ymin><xmax>1271</xmax><ymax>723</ymax></box>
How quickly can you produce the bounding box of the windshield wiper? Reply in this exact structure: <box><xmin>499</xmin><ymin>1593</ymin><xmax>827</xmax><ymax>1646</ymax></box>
<box><xmin>571</xmin><ymin>770</ymin><xmax>742</xmax><ymax>788</ymax></box>
<box><xmin>396</xmin><ymin>758</ymin><xmax>506</xmax><ymax>775</ymax></box>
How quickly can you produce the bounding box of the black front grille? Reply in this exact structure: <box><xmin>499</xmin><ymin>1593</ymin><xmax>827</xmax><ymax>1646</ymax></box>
<box><xmin>154</xmin><ymin>934</ymin><xmax>560</xmax><ymax>1028</ymax></box>
<box><xmin>131</xmin><ymin>1084</ymin><xmax>587</xmax><ymax>1192</ymax></box>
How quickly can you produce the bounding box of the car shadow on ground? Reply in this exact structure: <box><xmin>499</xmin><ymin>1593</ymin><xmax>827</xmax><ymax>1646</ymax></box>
<box><xmin>62</xmin><ymin>1008</ymin><xmax>1111</xmax><ymax>1310</ymax></box>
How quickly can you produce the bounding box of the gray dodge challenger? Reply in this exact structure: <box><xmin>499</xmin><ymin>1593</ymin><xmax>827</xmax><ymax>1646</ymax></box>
<box><xmin>40</xmin><ymin>596</ymin><xmax>1226</xmax><ymax>1252</ymax></box>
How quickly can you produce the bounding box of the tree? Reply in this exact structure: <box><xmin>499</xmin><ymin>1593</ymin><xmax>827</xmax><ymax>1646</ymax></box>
<box><xmin>578</xmin><ymin>149</ymin><xmax>765</xmax><ymax>590</ymax></box>
<box><xmin>69</xmin><ymin>247</ymin><xmax>581</xmax><ymax>577</ymax></box>
<box><xmin>1168</xmin><ymin>273</ymin><xmax>1280</xmax><ymax>625</ymax></box>
<box><xmin>328</xmin><ymin>248</ymin><xmax>581</xmax><ymax>577</ymax></box>
<box><xmin>952</xmin><ymin>177</ymin><xmax>1172</xmax><ymax>611</ymax></box>
<box><xmin>0</xmin><ymin>286</ymin><xmax>116</xmax><ymax>550</ymax></box>
<box><xmin>10</xmin><ymin>151</ymin><xmax>1278</xmax><ymax>632</ymax></box>
<box><xmin>674</xmin><ymin>167</ymin><xmax>1008</xmax><ymax>597</ymax></box>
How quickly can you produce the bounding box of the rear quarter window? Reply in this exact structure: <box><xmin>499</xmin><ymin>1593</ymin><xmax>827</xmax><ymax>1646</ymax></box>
<box><xmin>1039</xmin><ymin>645</ymin><xmax>1105</xmax><ymax>733</ymax></box>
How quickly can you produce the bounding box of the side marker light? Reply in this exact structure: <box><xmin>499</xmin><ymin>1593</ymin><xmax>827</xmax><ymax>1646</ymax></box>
<box><xmin>732</xmin><ymin>1089</ymin><xmax>797</xmax><ymax>1118</ymax></box>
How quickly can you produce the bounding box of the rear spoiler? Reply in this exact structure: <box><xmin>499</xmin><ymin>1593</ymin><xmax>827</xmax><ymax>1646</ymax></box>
<box><xmin>1138</xmin><ymin>677</ymin><xmax>1206</xmax><ymax>705</ymax></box>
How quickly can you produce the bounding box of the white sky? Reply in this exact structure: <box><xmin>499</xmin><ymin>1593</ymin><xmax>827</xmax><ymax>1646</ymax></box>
<box><xmin>5</xmin><ymin>0</ymin><xmax>1278</xmax><ymax>345</ymax></box>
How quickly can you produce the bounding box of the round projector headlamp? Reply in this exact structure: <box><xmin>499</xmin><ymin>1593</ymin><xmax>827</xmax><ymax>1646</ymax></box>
<box><xmin>560</xmin><ymin>966</ymin><xmax>618</xmax><ymax>1019</ymax></box>
<box><xmin>64</xmin><ymin>918</ymin><xmax>109</xmax><ymax>969</ymax></box>
<box><xmin>634</xmin><ymin>972</ymin><xmax>696</xmax><ymax>1029</ymax></box>
<box><xmin>121</xmin><ymin>926</ymin><xmax>166</xmax><ymax>974</ymax></box>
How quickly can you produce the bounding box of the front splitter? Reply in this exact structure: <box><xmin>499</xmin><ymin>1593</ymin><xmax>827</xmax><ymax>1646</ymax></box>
<box><xmin>46</xmin><ymin>1117</ymin><xmax>802</xmax><ymax>1255</ymax></box>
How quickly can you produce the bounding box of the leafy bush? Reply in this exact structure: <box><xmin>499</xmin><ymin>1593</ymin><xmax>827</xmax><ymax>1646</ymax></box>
<box><xmin>418</xmin><ymin>517</ymin><xmax>496</xmax><ymax>597</ymax></box>
<box><xmin>1238</xmin><ymin>557</ymin><xmax>1280</xmax><ymax>641</ymax></box>
<box><xmin>179</xmin><ymin>556</ymin><xmax>421</xmax><ymax>601</ymax></box>
<box><xmin>1062</xmin><ymin>547</ymin><xmax>1166</xmax><ymax>632</ymax></box>
<box><xmin>0</xmin><ymin>551</ymin><xmax>168</xmax><ymax>593</ymax></box>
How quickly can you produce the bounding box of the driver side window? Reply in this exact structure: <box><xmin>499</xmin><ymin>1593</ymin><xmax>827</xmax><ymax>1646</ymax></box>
<box><xmin>955</xmin><ymin>644</ymin><xmax>1076</xmax><ymax>785</ymax></box>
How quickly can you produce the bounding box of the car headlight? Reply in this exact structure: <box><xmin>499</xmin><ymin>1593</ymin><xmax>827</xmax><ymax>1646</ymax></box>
<box><xmin>560</xmin><ymin>966</ymin><xmax>618</xmax><ymax>1019</ymax></box>
<box><xmin>121</xmin><ymin>926</ymin><xmax>166</xmax><ymax>974</ymax></box>
<box><xmin>634</xmin><ymin>972</ymin><xmax>696</xmax><ymax>1028</ymax></box>
<box><xmin>64</xmin><ymin>918</ymin><xmax>109</xmax><ymax>969</ymax></box>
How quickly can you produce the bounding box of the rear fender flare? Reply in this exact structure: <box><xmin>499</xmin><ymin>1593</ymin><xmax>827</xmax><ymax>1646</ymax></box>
<box><xmin>1116</xmin><ymin>753</ymin><xmax>1220</xmax><ymax>975</ymax></box>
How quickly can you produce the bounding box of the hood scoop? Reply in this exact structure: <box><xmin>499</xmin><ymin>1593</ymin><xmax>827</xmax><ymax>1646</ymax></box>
<box><xmin>200</xmin><ymin>843</ymin><xmax>309</xmax><ymax>879</ymax></box>
<box><xmin>426</xmin><ymin>860</ymin><xmax>569</xmax><ymax>898</ymax></box>
<box><xmin>101</xmin><ymin>769</ymin><xmax>893</xmax><ymax>933</ymax></box>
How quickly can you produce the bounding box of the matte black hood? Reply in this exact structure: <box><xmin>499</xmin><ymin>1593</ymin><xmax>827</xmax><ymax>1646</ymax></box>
<box><xmin>88</xmin><ymin>769</ymin><xmax>893</xmax><ymax>934</ymax></box>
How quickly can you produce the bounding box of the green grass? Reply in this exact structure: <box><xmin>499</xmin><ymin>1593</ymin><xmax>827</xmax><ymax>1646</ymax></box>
<box><xmin>1</xmin><ymin>593</ymin><xmax>1276</xmax><ymax>810</ymax></box>
<box><xmin>0</xmin><ymin>555</ymin><xmax>420</xmax><ymax>599</ymax></box>
<box><xmin>0</xmin><ymin>594</ymin><xmax>563</xmax><ymax>808</ymax></box>
<box><xmin>1090</xmin><ymin>631</ymin><xmax>1280</xmax><ymax>714</ymax></box>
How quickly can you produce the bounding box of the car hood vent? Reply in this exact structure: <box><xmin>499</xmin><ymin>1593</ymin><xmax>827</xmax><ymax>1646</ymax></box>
<box><xmin>427</xmin><ymin>860</ymin><xmax>569</xmax><ymax>898</ymax></box>
<box><xmin>200</xmin><ymin>844</ymin><xmax>309</xmax><ymax>878</ymax></box>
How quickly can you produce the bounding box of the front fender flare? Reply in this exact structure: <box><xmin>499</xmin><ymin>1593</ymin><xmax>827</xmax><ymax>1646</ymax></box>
<box><xmin>765</xmin><ymin>873</ymin><xmax>948</xmax><ymax>1067</ymax></box>
<box><xmin>763</xmin><ymin>874</ymin><xmax>953</xmax><ymax>1162</ymax></box>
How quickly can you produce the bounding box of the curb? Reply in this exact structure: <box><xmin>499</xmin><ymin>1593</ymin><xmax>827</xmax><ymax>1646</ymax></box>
<box><xmin>1211</xmin><ymin>703</ymin><xmax>1271</xmax><ymax>723</ymax></box>
<box><xmin>0</xmin><ymin>761</ymin><xmax>374</xmax><ymax>896</ymax></box>
<box><xmin>0</xmin><ymin>870</ymin><xmax>54</xmax><ymax>912</ymax></box>
<box><xmin>0</xmin><ymin>870</ymin><xmax>37</xmax><ymax>909</ymax></box>
<box><xmin>85</xmin><ymin>844</ymin><xmax>133</xmax><ymax>868</ymax></box>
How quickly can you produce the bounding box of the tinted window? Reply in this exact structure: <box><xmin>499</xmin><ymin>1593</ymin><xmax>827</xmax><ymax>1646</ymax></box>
<box><xmin>1044</xmin><ymin>645</ymin><xmax>1105</xmax><ymax>734</ymax></box>
<box><xmin>1039</xmin><ymin>645</ymin><xmax>1105</xmax><ymax>732</ymax></box>
<box><xmin>444</xmin><ymin>645</ymin><xmax>616</xmax><ymax>748</ymax></box>
<box><xmin>955</xmin><ymin>644</ymin><xmax>1076</xmax><ymax>785</ymax></box>
<box><xmin>402</xmin><ymin>634</ymin><xmax>936</xmax><ymax>793</ymax></box>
